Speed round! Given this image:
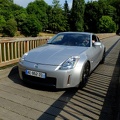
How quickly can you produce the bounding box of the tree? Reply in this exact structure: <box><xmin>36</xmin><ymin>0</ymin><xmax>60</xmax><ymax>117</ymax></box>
<box><xmin>52</xmin><ymin>0</ymin><xmax>61</xmax><ymax>8</ymax></box>
<box><xmin>13</xmin><ymin>9</ymin><xmax>28</xmax><ymax>31</ymax></box>
<box><xmin>98</xmin><ymin>16</ymin><xmax>116</xmax><ymax>33</ymax></box>
<box><xmin>84</xmin><ymin>1</ymin><xmax>100</xmax><ymax>32</ymax></box>
<box><xmin>27</xmin><ymin>0</ymin><xmax>48</xmax><ymax>31</ymax></box>
<box><xmin>3</xmin><ymin>18</ymin><xmax>17</xmax><ymax>37</ymax></box>
<box><xmin>0</xmin><ymin>15</ymin><xmax>6</xmax><ymax>33</ymax></box>
<box><xmin>48</xmin><ymin>0</ymin><xmax>67</xmax><ymax>32</ymax></box>
<box><xmin>0</xmin><ymin>0</ymin><xmax>14</xmax><ymax>21</ymax></box>
<box><xmin>46</xmin><ymin>5</ymin><xmax>53</xmax><ymax>31</ymax></box>
<box><xmin>107</xmin><ymin>0</ymin><xmax>120</xmax><ymax>28</ymax></box>
<box><xmin>84</xmin><ymin>0</ymin><xmax>118</xmax><ymax>33</ymax></box>
<box><xmin>8</xmin><ymin>0</ymin><xmax>13</xmax><ymax>3</ymax></box>
<box><xmin>64</xmin><ymin>0</ymin><xmax>69</xmax><ymax>14</ymax></box>
<box><xmin>21</xmin><ymin>15</ymin><xmax>42</xmax><ymax>37</ymax></box>
<box><xmin>63</xmin><ymin>0</ymin><xmax>70</xmax><ymax>31</ymax></box>
<box><xmin>71</xmin><ymin>0</ymin><xmax>85</xmax><ymax>31</ymax></box>
<box><xmin>103</xmin><ymin>5</ymin><xmax>116</xmax><ymax>18</ymax></box>
<box><xmin>98</xmin><ymin>0</ymin><xmax>116</xmax><ymax>21</ymax></box>
<box><xmin>98</xmin><ymin>0</ymin><xmax>120</xmax><ymax>31</ymax></box>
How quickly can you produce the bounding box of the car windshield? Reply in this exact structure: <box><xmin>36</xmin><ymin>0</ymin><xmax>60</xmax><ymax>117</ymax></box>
<box><xmin>48</xmin><ymin>33</ymin><xmax>90</xmax><ymax>47</ymax></box>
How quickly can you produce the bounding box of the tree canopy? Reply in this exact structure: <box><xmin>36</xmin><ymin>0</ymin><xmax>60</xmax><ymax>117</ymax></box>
<box><xmin>98</xmin><ymin>16</ymin><xmax>116</xmax><ymax>33</ymax></box>
<box><xmin>71</xmin><ymin>0</ymin><xmax>85</xmax><ymax>31</ymax></box>
<box><xmin>0</xmin><ymin>0</ymin><xmax>119</xmax><ymax>37</ymax></box>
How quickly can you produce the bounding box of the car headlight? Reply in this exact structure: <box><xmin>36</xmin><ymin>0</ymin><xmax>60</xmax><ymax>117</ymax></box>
<box><xmin>20</xmin><ymin>52</ymin><xmax>28</xmax><ymax>63</ymax></box>
<box><xmin>59</xmin><ymin>56</ymin><xmax>80</xmax><ymax>70</ymax></box>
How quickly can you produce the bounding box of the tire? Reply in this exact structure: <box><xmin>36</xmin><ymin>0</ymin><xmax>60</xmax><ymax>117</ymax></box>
<box><xmin>79</xmin><ymin>62</ymin><xmax>90</xmax><ymax>89</ymax></box>
<box><xmin>100</xmin><ymin>50</ymin><xmax>105</xmax><ymax>64</ymax></box>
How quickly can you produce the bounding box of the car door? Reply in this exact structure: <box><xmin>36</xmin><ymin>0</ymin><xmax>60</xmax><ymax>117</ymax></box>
<box><xmin>91</xmin><ymin>35</ymin><xmax>103</xmax><ymax>68</ymax></box>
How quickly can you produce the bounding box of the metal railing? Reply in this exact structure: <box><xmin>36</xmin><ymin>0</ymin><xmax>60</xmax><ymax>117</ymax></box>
<box><xmin>0</xmin><ymin>37</ymin><xmax>49</xmax><ymax>67</ymax></box>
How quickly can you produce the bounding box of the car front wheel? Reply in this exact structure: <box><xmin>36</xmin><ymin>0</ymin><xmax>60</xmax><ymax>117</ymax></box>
<box><xmin>79</xmin><ymin>62</ymin><xmax>90</xmax><ymax>89</ymax></box>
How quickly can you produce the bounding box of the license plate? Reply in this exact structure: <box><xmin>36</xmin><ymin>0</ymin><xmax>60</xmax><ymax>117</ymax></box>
<box><xmin>25</xmin><ymin>70</ymin><xmax>46</xmax><ymax>79</ymax></box>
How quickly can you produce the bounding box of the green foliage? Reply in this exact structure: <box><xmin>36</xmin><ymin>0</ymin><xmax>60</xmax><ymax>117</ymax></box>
<box><xmin>108</xmin><ymin>0</ymin><xmax>120</xmax><ymax>28</ymax></box>
<box><xmin>0</xmin><ymin>0</ymin><xmax>26</xmax><ymax>36</ymax></box>
<box><xmin>84</xmin><ymin>0</ymin><xmax>117</xmax><ymax>33</ymax></box>
<box><xmin>98</xmin><ymin>16</ymin><xmax>116</xmax><ymax>33</ymax></box>
<box><xmin>27</xmin><ymin>0</ymin><xmax>48</xmax><ymax>31</ymax></box>
<box><xmin>52</xmin><ymin>0</ymin><xmax>61</xmax><ymax>8</ymax></box>
<box><xmin>71</xmin><ymin>0</ymin><xmax>85</xmax><ymax>31</ymax></box>
<box><xmin>13</xmin><ymin>9</ymin><xmax>28</xmax><ymax>31</ymax></box>
<box><xmin>3</xmin><ymin>18</ymin><xmax>17</xmax><ymax>37</ymax></box>
<box><xmin>47</xmin><ymin>0</ymin><xmax>67</xmax><ymax>32</ymax></box>
<box><xmin>104</xmin><ymin>5</ymin><xmax>116</xmax><ymax>18</ymax></box>
<box><xmin>0</xmin><ymin>0</ymin><xmax>120</xmax><ymax>36</ymax></box>
<box><xmin>63</xmin><ymin>0</ymin><xmax>70</xmax><ymax>31</ymax></box>
<box><xmin>98</xmin><ymin>0</ymin><xmax>116</xmax><ymax>20</ymax></box>
<box><xmin>84</xmin><ymin>1</ymin><xmax>102</xmax><ymax>32</ymax></box>
<box><xmin>0</xmin><ymin>15</ymin><xmax>6</xmax><ymax>33</ymax></box>
<box><xmin>21</xmin><ymin>15</ymin><xmax>42</xmax><ymax>37</ymax></box>
<box><xmin>0</xmin><ymin>0</ymin><xmax>17</xmax><ymax>20</ymax></box>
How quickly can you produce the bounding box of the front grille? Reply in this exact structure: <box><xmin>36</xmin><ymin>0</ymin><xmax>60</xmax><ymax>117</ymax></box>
<box><xmin>22</xmin><ymin>72</ymin><xmax>56</xmax><ymax>86</ymax></box>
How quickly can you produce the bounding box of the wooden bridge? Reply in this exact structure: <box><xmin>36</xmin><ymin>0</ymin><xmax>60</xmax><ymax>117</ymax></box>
<box><xmin>0</xmin><ymin>34</ymin><xmax>119</xmax><ymax>120</ymax></box>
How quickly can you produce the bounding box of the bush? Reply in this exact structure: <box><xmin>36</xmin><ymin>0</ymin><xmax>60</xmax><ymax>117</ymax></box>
<box><xmin>0</xmin><ymin>16</ymin><xmax>6</xmax><ymax>33</ymax></box>
<box><xmin>98</xmin><ymin>16</ymin><xmax>116</xmax><ymax>33</ymax></box>
<box><xmin>21</xmin><ymin>15</ymin><xmax>42</xmax><ymax>37</ymax></box>
<box><xmin>3</xmin><ymin>18</ymin><xmax>17</xmax><ymax>37</ymax></box>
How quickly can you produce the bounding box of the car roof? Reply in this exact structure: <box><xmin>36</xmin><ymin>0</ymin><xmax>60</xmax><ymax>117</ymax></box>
<box><xmin>57</xmin><ymin>32</ymin><xmax>93</xmax><ymax>36</ymax></box>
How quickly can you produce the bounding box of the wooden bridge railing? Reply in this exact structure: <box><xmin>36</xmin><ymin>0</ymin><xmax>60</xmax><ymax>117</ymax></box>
<box><xmin>0</xmin><ymin>37</ymin><xmax>49</xmax><ymax>67</ymax></box>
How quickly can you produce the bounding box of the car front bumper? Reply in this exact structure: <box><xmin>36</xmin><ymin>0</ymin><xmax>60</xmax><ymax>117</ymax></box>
<box><xmin>18</xmin><ymin>61</ymin><xmax>83</xmax><ymax>88</ymax></box>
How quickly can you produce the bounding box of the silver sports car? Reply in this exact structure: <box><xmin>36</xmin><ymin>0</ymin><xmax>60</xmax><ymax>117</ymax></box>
<box><xmin>18</xmin><ymin>32</ymin><xmax>105</xmax><ymax>89</ymax></box>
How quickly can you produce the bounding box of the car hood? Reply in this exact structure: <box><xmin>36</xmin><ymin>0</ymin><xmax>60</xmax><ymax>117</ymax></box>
<box><xmin>25</xmin><ymin>44</ymin><xmax>88</xmax><ymax>65</ymax></box>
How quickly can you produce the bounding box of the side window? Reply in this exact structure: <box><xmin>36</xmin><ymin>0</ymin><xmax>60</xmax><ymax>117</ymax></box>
<box><xmin>92</xmin><ymin>35</ymin><xmax>97</xmax><ymax>42</ymax></box>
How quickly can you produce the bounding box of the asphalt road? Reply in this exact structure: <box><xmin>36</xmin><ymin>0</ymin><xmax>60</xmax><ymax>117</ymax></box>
<box><xmin>0</xmin><ymin>36</ymin><xmax>120</xmax><ymax>120</ymax></box>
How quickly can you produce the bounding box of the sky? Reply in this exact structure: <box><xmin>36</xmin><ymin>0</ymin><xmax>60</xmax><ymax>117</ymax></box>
<box><xmin>13</xmin><ymin>0</ymin><xmax>91</xmax><ymax>8</ymax></box>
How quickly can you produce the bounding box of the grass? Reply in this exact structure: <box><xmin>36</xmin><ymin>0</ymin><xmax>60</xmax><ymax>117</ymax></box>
<box><xmin>38</xmin><ymin>32</ymin><xmax>55</xmax><ymax>37</ymax></box>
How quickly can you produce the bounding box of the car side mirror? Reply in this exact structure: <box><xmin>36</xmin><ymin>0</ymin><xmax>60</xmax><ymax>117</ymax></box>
<box><xmin>47</xmin><ymin>40</ymin><xmax>50</xmax><ymax>43</ymax></box>
<box><xmin>94</xmin><ymin>42</ymin><xmax>101</xmax><ymax>46</ymax></box>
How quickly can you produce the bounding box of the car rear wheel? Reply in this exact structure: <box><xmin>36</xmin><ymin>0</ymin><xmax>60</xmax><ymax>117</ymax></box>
<box><xmin>79</xmin><ymin>62</ymin><xmax>90</xmax><ymax>89</ymax></box>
